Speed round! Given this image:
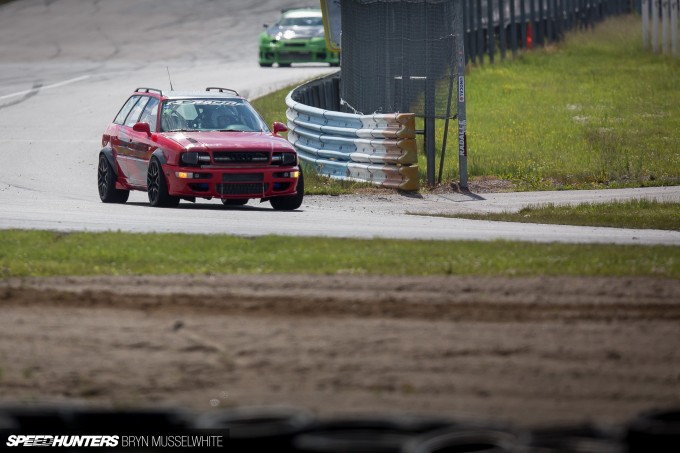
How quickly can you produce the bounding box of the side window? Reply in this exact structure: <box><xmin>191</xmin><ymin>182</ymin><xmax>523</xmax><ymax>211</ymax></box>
<box><xmin>124</xmin><ymin>96</ymin><xmax>150</xmax><ymax>127</ymax></box>
<box><xmin>138</xmin><ymin>97</ymin><xmax>160</xmax><ymax>132</ymax></box>
<box><xmin>113</xmin><ymin>96</ymin><xmax>140</xmax><ymax>124</ymax></box>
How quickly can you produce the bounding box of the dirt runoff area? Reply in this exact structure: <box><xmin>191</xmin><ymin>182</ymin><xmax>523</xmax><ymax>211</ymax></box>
<box><xmin>1</xmin><ymin>274</ymin><xmax>679</xmax><ymax>429</ymax></box>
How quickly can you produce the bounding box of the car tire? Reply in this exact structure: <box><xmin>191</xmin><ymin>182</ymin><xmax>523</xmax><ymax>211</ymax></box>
<box><xmin>221</xmin><ymin>199</ymin><xmax>249</xmax><ymax>206</ymax></box>
<box><xmin>98</xmin><ymin>154</ymin><xmax>129</xmax><ymax>203</ymax></box>
<box><xmin>278</xmin><ymin>63</ymin><xmax>291</xmax><ymax>68</ymax></box>
<box><xmin>259</xmin><ymin>63</ymin><xmax>273</xmax><ymax>67</ymax></box>
<box><xmin>147</xmin><ymin>157</ymin><xmax>180</xmax><ymax>208</ymax></box>
<box><xmin>270</xmin><ymin>169</ymin><xmax>304</xmax><ymax>211</ymax></box>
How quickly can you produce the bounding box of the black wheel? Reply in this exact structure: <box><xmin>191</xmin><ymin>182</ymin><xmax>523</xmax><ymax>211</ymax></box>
<box><xmin>221</xmin><ymin>198</ymin><xmax>249</xmax><ymax>206</ymax></box>
<box><xmin>147</xmin><ymin>157</ymin><xmax>179</xmax><ymax>207</ymax></box>
<box><xmin>270</xmin><ymin>169</ymin><xmax>304</xmax><ymax>211</ymax></box>
<box><xmin>278</xmin><ymin>63</ymin><xmax>291</xmax><ymax>68</ymax></box>
<box><xmin>98</xmin><ymin>154</ymin><xmax>129</xmax><ymax>203</ymax></box>
<box><xmin>259</xmin><ymin>62</ymin><xmax>273</xmax><ymax>67</ymax></box>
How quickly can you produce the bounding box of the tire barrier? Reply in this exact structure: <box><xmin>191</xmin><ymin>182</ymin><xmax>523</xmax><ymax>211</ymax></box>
<box><xmin>626</xmin><ymin>408</ymin><xmax>680</xmax><ymax>453</ymax></box>
<box><xmin>1</xmin><ymin>405</ymin><xmax>679</xmax><ymax>452</ymax></box>
<box><xmin>528</xmin><ymin>423</ymin><xmax>625</xmax><ymax>452</ymax></box>
<box><xmin>402</xmin><ymin>428</ymin><xmax>526</xmax><ymax>453</ymax></box>
<box><xmin>193</xmin><ymin>406</ymin><xmax>316</xmax><ymax>453</ymax></box>
<box><xmin>286</xmin><ymin>76</ymin><xmax>420</xmax><ymax>192</ymax></box>
<box><xmin>292</xmin><ymin>416</ymin><xmax>457</xmax><ymax>453</ymax></box>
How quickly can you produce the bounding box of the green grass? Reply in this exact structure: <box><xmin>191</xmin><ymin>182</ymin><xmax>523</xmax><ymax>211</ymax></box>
<box><xmin>250</xmin><ymin>82</ymin><xmax>295</xmax><ymax>129</ymax></box>
<box><xmin>416</xmin><ymin>199</ymin><xmax>680</xmax><ymax>231</ymax></box>
<box><xmin>252</xmin><ymin>15</ymin><xmax>680</xmax><ymax>192</ymax></box>
<box><xmin>0</xmin><ymin>230</ymin><xmax>677</xmax><ymax>279</ymax></box>
<box><xmin>440</xmin><ymin>14</ymin><xmax>680</xmax><ymax>190</ymax></box>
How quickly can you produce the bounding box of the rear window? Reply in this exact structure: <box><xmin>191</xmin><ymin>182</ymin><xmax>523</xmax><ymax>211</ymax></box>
<box><xmin>113</xmin><ymin>96</ymin><xmax>140</xmax><ymax>124</ymax></box>
<box><xmin>138</xmin><ymin>97</ymin><xmax>160</xmax><ymax>132</ymax></box>
<box><xmin>124</xmin><ymin>96</ymin><xmax>150</xmax><ymax>127</ymax></box>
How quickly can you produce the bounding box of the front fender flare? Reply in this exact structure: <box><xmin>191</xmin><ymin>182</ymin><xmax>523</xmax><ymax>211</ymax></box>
<box><xmin>99</xmin><ymin>147</ymin><xmax>117</xmax><ymax>176</ymax></box>
<box><xmin>151</xmin><ymin>149</ymin><xmax>168</xmax><ymax>165</ymax></box>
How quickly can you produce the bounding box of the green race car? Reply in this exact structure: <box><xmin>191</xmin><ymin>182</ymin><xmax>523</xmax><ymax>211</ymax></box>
<box><xmin>259</xmin><ymin>7</ymin><xmax>340</xmax><ymax>67</ymax></box>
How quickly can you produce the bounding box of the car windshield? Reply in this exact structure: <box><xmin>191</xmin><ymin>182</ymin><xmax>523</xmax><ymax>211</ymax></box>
<box><xmin>279</xmin><ymin>16</ymin><xmax>323</xmax><ymax>27</ymax></box>
<box><xmin>160</xmin><ymin>98</ymin><xmax>268</xmax><ymax>133</ymax></box>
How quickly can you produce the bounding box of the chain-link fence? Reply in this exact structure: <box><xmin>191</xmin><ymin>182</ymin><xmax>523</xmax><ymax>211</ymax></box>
<box><xmin>339</xmin><ymin>0</ymin><xmax>465</xmax><ymax>186</ymax></box>
<box><xmin>340</xmin><ymin>0</ymin><xmax>460</xmax><ymax>120</ymax></box>
<box><xmin>336</xmin><ymin>0</ymin><xmax>634</xmax><ymax>186</ymax></box>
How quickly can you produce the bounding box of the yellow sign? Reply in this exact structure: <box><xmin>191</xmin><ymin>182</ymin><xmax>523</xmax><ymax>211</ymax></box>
<box><xmin>320</xmin><ymin>0</ymin><xmax>341</xmax><ymax>52</ymax></box>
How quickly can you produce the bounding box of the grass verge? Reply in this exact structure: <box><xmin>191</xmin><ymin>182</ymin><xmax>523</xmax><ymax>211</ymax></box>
<box><xmin>415</xmin><ymin>200</ymin><xmax>680</xmax><ymax>231</ymax></box>
<box><xmin>434</xmin><ymin>15</ymin><xmax>680</xmax><ymax>189</ymax></box>
<box><xmin>0</xmin><ymin>230</ymin><xmax>677</xmax><ymax>279</ymax></box>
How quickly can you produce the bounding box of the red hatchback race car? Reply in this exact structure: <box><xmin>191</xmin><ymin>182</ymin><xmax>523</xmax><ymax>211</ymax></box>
<box><xmin>97</xmin><ymin>87</ymin><xmax>303</xmax><ymax>210</ymax></box>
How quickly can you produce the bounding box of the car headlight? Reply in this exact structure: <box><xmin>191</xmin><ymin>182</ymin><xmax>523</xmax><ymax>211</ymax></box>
<box><xmin>271</xmin><ymin>152</ymin><xmax>297</xmax><ymax>166</ymax></box>
<box><xmin>181</xmin><ymin>151</ymin><xmax>211</xmax><ymax>165</ymax></box>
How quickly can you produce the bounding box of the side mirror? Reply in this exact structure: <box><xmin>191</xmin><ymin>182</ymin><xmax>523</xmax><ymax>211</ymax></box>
<box><xmin>133</xmin><ymin>122</ymin><xmax>151</xmax><ymax>136</ymax></box>
<box><xmin>263</xmin><ymin>23</ymin><xmax>269</xmax><ymax>28</ymax></box>
<box><xmin>272</xmin><ymin>121</ymin><xmax>288</xmax><ymax>135</ymax></box>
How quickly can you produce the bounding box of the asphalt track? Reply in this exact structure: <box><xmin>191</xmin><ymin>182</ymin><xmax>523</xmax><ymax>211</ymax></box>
<box><xmin>1</xmin><ymin>0</ymin><xmax>678</xmax><ymax>245</ymax></box>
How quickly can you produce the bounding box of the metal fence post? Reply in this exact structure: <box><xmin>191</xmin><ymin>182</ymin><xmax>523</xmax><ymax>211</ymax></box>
<box><xmin>662</xmin><ymin>0</ymin><xmax>670</xmax><ymax>54</ymax></box>
<box><xmin>477</xmin><ymin>0</ymin><xmax>485</xmax><ymax>63</ymax></box>
<box><xmin>520</xmin><ymin>0</ymin><xmax>528</xmax><ymax>48</ymax></box>
<box><xmin>499</xmin><ymin>0</ymin><xmax>507</xmax><ymax>59</ymax></box>
<box><xmin>510</xmin><ymin>0</ymin><xmax>518</xmax><ymax>55</ymax></box>
<box><xmin>489</xmin><ymin>0</ymin><xmax>496</xmax><ymax>62</ymax></box>
<box><xmin>653</xmin><ymin>0</ymin><xmax>660</xmax><ymax>52</ymax></box>
<box><xmin>672</xmin><ymin>0</ymin><xmax>678</xmax><ymax>57</ymax></box>
<box><xmin>642</xmin><ymin>0</ymin><xmax>650</xmax><ymax>49</ymax></box>
<box><xmin>455</xmin><ymin>0</ymin><xmax>468</xmax><ymax>190</ymax></box>
<box><xmin>425</xmin><ymin>86</ymin><xmax>436</xmax><ymax>186</ymax></box>
<box><xmin>424</xmin><ymin>5</ymin><xmax>436</xmax><ymax>186</ymax></box>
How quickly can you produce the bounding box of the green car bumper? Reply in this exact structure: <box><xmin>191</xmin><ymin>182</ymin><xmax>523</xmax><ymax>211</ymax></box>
<box><xmin>259</xmin><ymin>35</ymin><xmax>340</xmax><ymax>67</ymax></box>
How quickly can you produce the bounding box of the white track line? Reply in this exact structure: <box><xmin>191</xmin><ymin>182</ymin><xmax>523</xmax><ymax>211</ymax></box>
<box><xmin>0</xmin><ymin>75</ymin><xmax>91</xmax><ymax>100</ymax></box>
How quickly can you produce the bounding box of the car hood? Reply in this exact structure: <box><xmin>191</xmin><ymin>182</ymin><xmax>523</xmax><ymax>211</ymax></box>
<box><xmin>162</xmin><ymin>131</ymin><xmax>291</xmax><ymax>152</ymax></box>
<box><xmin>266</xmin><ymin>25</ymin><xmax>323</xmax><ymax>39</ymax></box>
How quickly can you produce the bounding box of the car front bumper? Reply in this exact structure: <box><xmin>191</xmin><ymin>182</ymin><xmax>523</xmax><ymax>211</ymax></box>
<box><xmin>163</xmin><ymin>164</ymin><xmax>300</xmax><ymax>199</ymax></box>
<box><xmin>259</xmin><ymin>38</ymin><xmax>339</xmax><ymax>65</ymax></box>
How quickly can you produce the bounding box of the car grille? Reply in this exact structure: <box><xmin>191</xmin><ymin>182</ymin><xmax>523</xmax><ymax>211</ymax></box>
<box><xmin>278</xmin><ymin>52</ymin><xmax>312</xmax><ymax>61</ymax></box>
<box><xmin>222</xmin><ymin>173</ymin><xmax>264</xmax><ymax>182</ymax></box>
<box><xmin>216</xmin><ymin>183</ymin><xmax>267</xmax><ymax>195</ymax></box>
<box><xmin>212</xmin><ymin>151</ymin><xmax>270</xmax><ymax>165</ymax></box>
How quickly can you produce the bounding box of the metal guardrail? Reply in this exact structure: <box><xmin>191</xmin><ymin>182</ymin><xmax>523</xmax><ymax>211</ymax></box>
<box><xmin>285</xmin><ymin>78</ymin><xmax>419</xmax><ymax>191</ymax></box>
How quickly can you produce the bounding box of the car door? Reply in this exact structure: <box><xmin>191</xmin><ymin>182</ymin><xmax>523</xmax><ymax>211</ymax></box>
<box><xmin>116</xmin><ymin>96</ymin><xmax>151</xmax><ymax>187</ymax></box>
<box><xmin>110</xmin><ymin>95</ymin><xmax>141</xmax><ymax>182</ymax></box>
<box><xmin>125</xmin><ymin>97</ymin><xmax>160</xmax><ymax>187</ymax></box>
